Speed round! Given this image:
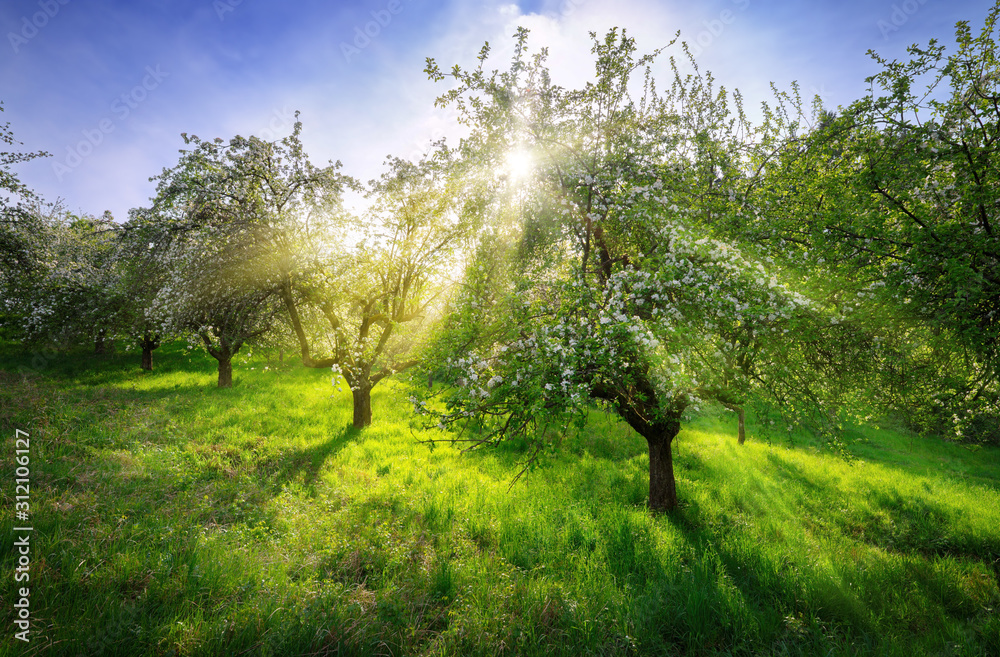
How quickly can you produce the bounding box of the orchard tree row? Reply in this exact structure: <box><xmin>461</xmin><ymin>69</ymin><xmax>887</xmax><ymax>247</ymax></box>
<box><xmin>2</xmin><ymin>3</ymin><xmax>998</xmax><ymax>510</ymax></box>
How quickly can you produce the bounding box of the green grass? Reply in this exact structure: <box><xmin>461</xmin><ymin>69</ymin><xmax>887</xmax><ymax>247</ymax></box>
<box><xmin>1</xmin><ymin>342</ymin><xmax>998</xmax><ymax>656</ymax></box>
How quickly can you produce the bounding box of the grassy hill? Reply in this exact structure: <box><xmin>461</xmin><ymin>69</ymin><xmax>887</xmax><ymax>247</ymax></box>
<box><xmin>1</xmin><ymin>343</ymin><xmax>998</xmax><ymax>656</ymax></box>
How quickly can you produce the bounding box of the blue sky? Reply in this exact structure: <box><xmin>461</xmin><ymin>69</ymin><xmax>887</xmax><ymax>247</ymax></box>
<box><xmin>1</xmin><ymin>0</ymin><xmax>994</xmax><ymax>221</ymax></box>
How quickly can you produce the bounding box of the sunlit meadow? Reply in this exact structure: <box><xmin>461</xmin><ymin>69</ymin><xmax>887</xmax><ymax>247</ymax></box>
<box><xmin>1</xmin><ymin>342</ymin><xmax>998</xmax><ymax>656</ymax></box>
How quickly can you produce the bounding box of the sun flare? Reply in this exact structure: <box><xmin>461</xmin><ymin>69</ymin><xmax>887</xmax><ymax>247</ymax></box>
<box><xmin>504</xmin><ymin>148</ymin><xmax>535</xmax><ymax>182</ymax></box>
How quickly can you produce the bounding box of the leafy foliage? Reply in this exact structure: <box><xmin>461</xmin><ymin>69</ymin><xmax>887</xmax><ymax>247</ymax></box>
<box><xmin>282</xmin><ymin>146</ymin><xmax>472</xmax><ymax>428</ymax></box>
<box><xmin>143</xmin><ymin>120</ymin><xmax>345</xmax><ymax>386</ymax></box>
<box><xmin>738</xmin><ymin>4</ymin><xmax>1000</xmax><ymax>443</ymax></box>
<box><xmin>416</xmin><ymin>29</ymin><xmax>869</xmax><ymax>510</ymax></box>
<box><xmin>8</xmin><ymin>206</ymin><xmax>126</xmax><ymax>353</ymax></box>
<box><xmin>0</xmin><ymin>101</ymin><xmax>49</xmax><ymax>278</ymax></box>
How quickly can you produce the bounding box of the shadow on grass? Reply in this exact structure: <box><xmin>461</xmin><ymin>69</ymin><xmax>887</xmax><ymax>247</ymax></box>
<box><xmin>650</xmin><ymin>438</ymin><xmax>1000</xmax><ymax>653</ymax></box>
<box><xmin>764</xmin><ymin>451</ymin><xmax>821</xmax><ymax>493</ymax></box>
<box><xmin>269</xmin><ymin>425</ymin><xmax>359</xmax><ymax>493</ymax></box>
<box><xmin>0</xmin><ymin>340</ymin><xmax>363</xmax><ymax>524</ymax></box>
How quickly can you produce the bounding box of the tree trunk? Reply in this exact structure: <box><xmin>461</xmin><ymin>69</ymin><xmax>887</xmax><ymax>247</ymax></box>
<box><xmin>647</xmin><ymin>425</ymin><xmax>680</xmax><ymax>512</ymax></box>
<box><xmin>352</xmin><ymin>386</ymin><xmax>372</xmax><ymax>429</ymax></box>
<box><xmin>280</xmin><ymin>279</ymin><xmax>317</xmax><ymax>365</ymax></box>
<box><xmin>592</xmin><ymin>378</ymin><xmax>684</xmax><ymax>512</ymax></box>
<box><xmin>217</xmin><ymin>357</ymin><xmax>233</xmax><ymax>388</ymax></box>
<box><xmin>736</xmin><ymin>406</ymin><xmax>746</xmax><ymax>445</ymax></box>
<box><xmin>201</xmin><ymin>333</ymin><xmax>240</xmax><ymax>389</ymax></box>
<box><xmin>721</xmin><ymin>402</ymin><xmax>746</xmax><ymax>445</ymax></box>
<box><xmin>140</xmin><ymin>333</ymin><xmax>159</xmax><ymax>371</ymax></box>
<box><xmin>94</xmin><ymin>330</ymin><xmax>112</xmax><ymax>355</ymax></box>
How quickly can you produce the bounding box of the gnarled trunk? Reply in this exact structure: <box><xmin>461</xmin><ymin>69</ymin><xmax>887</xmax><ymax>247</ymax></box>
<box><xmin>140</xmin><ymin>333</ymin><xmax>160</xmax><ymax>371</ymax></box>
<box><xmin>646</xmin><ymin>422</ymin><xmax>681</xmax><ymax>512</ymax></box>
<box><xmin>593</xmin><ymin>378</ymin><xmax>684</xmax><ymax>512</ymax></box>
<box><xmin>352</xmin><ymin>386</ymin><xmax>372</xmax><ymax>429</ymax></box>
<box><xmin>202</xmin><ymin>333</ymin><xmax>240</xmax><ymax>389</ymax></box>
<box><xmin>217</xmin><ymin>357</ymin><xmax>233</xmax><ymax>388</ymax></box>
<box><xmin>280</xmin><ymin>273</ymin><xmax>420</xmax><ymax>427</ymax></box>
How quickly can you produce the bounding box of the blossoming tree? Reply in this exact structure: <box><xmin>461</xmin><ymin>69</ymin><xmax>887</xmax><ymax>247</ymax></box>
<box><xmin>144</xmin><ymin>122</ymin><xmax>343</xmax><ymax>387</ymax></box>
<box><xmin>417</xmin><ymin>29</ymin><xmax>861</xmax><ymax>511</ymax></box>
<box><xmin>736</xmin><ymin>4</ymin><xmax>1000</xmax><ymax>442</ymax></box>
<box><xmin>281</xmin><ymin>147</ymin><xmax>471</xmax><ymax>428</ymax></box>
<box><xmin>0</xmin><ymin>101</ymin><xmax>48</xmax><ymax>281</ymax></box>
<box><xmin>13</xmin><ymin>207</ymin><xmax>127</xmax><ymax>354</ymax></box>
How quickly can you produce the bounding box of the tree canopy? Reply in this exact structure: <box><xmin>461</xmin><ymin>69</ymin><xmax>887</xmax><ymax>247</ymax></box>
<box><xmin>3</xmin><ymin>3</ymin><xmax>1000</xmax><ymax>513</ymax></box>
<box><xmin>411</xmin><ymin>28</ymin><xmax>872</xmax><ymax>510</ymax></box>
<box><xmin>735</xmin><ymin>4</ymin><xmax>1000</xmax><ymax>443</ymax></box>
<box><xmin>282</xmin><ymin>146</ymin><xmax>472</xmax><ymax>428</ymax></box>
